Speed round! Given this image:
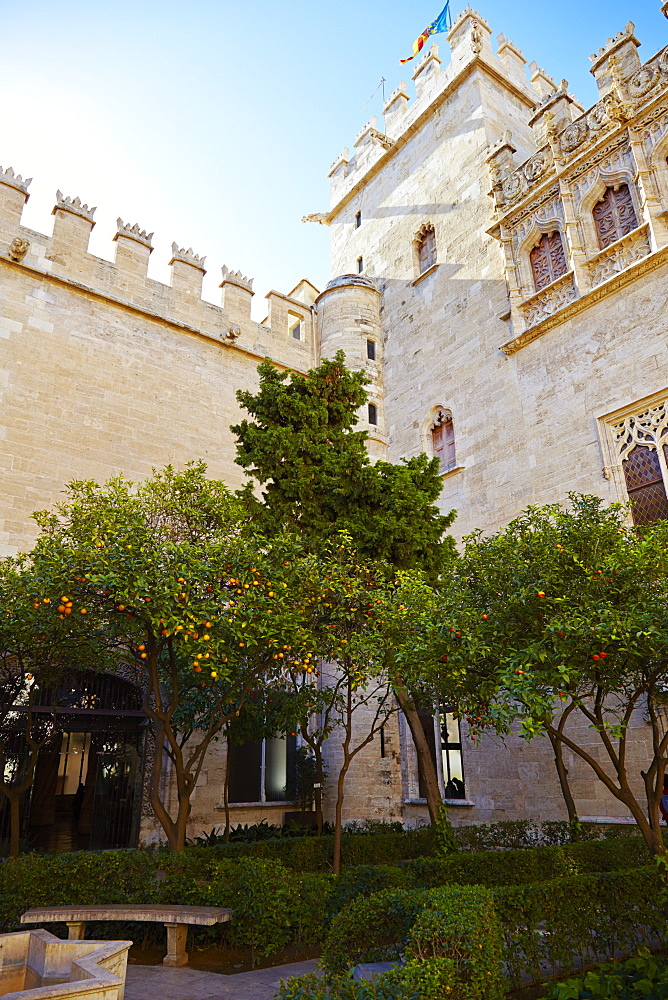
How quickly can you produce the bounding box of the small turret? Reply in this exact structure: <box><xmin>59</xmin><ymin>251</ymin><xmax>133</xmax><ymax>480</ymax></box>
<box><xmin>316</xmin><ymin>274</ymin><xmax>385</xmax><ymax>460</ymax></box>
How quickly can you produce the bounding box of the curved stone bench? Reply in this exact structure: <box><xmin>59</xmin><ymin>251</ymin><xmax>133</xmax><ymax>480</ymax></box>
<box><xmin>20</xmin><ymin>904</ymin><xmax>232</xmax><ymax>968</ymax></box>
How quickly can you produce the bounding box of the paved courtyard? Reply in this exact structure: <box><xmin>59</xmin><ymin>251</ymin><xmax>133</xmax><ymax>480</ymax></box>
<box><xmin>125</xmin><ymin>960</ymin><xmax>319</xmax><ymax>1000</ymax></box>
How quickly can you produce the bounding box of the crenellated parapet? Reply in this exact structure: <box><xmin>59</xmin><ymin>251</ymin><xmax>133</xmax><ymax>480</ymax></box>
<box><xmin>0</xmin><ymin>168</ymin><xmax>318</xmax><ymax>366</ymax></box>
<box><xmin>487</xmin><ymin>26</ymin><xmax>668</xmax><ymax>352</ymax></box>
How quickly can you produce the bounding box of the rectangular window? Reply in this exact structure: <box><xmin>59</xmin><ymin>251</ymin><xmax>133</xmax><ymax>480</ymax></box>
<box><xmin>415</xmin><ymin>707</ymin><xmax>465</xmax><ymax>800</ymax></box>
<box><xmin>228</xmin><ymin>734</ymin><xmax>297</xmax><ymax>803</ymax></box>
<box><xmin>357</xmin><ymin>256</ymin><xmax>364</xmax><ymax>274</ymax></box>
<box><xmin>355</xmin><ymin>211</ymin><xmax>362</xmax><ymax>228</ymax></box>
<box><xmin>289</xmin><ymin>316</ymin><xmax>302</xmax><ymax>340</ymax></box>
<box><xmin>368</xmin><ymin>402</ymin><xmax>377</xmax><ymax>425</ymax></box>
<box><xmin>367</xmin><ymin>339</ymin><xmax>376</xmax><ymax>361</ymax></box>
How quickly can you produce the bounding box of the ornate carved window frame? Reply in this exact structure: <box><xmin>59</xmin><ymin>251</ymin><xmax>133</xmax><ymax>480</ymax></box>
<box><xmin>413</xmin><ymin>222</ymin><xmax>438</xmax><ymax>279</ymax></box>
<box><xmin>579</xmin><ymin>171</ymin><xmax>643</xmax><ymax>262</ymax></box>
<box><xmin>515</xmin><ymin>212</ymin><xmax>567</xmax><ymax>301</ymax></box>
<box><xmin>423</xmin><ymin>405</ymin><xmax>462</xmax><ymax>475</ymax></box>
<box><xmin>598</xmin><ymin>387</ymin><xmax>668</xmax><ymax>520</ymax></box>
<box><xmin>648</xmin><ymin>129</ymin><xmax>668</xmax><ymax>215</ymax></box>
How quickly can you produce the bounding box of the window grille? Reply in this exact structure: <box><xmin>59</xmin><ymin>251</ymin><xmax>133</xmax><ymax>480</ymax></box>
<box><xmin>529</xmin><ymin>232</ymin><xmax>568</xmax><ymax>292</ymax></box>
<box><xmin>612</xmin><ymin>401</ymin><xmax>668</xmax><ymax>525</ymax></box>
<box><xmin>593</xmin><ymin>184</ymin><xmax>638</xmax><ymax>249</ymax></box>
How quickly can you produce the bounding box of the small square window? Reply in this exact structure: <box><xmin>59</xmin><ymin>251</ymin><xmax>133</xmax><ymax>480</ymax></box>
<box><xmin>357</xmin><ymin>256</ymin><xmax>364</xmax><ymax>274</ymax></box>
<box><xmin>289</xmin><ymin>318</ymin><xmax>302</xmax><ymax>340</ymax></box>
<box><xmin>366</xmin><ymin>339</ymin><xmax>376</xmax><ymax>361</ymax></box>
<box><xmin>355</xmin><ymin>211</ymin><xmax>362</xmax><ymax>228</ymax></box>
<box><xmin>368</xmin><ymin>403</ymin><xmax>377</xmax><ymax>425</ymax></box>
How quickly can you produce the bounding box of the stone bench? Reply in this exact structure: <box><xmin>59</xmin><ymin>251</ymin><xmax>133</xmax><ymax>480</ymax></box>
<box><xmin>20</xmin><ymin>904</ymin><xmax>233</xmax><ymax>968</ymax></box>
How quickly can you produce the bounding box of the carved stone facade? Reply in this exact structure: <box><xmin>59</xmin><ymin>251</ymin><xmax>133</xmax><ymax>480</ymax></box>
<box><xmin>2</xmin><ymin>7</ymin><xmax>668</xmax><ymax>840</ymax></box>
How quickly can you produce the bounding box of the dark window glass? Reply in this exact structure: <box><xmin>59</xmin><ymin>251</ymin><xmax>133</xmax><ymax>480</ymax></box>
<box><xmin>440</xmin><ymin>711</ymin><xmax>465</xmax><ymax>799</ymax></box>
<box><xmin>593</xmin><ymin>184</ymin><xmax>638</xmax><ymax>250</ymax></box>
<box><xmin>367</xmin><ymin>339</ymin><xmax>376</xmax><ymax>361</ymax></box>
<box><xmin>291</xmin><ymin>321</ymin><xmax>302</xmax><ymax>340</ymax></box>
<box><xmin>417</xmin><ymin>228</ymin><xmax>437</xmax><ymax>273</ymax></box>
<box><xmin>228</xmin><ymin>740</ymin><xmax>262</xmax><ymax>803</ymax></box>
<box><xmin>529</xmin><ymin>232</ymin><xmax>568</xmax><ymax>292</ymax></box>
<box><xmin>357</xmin><ymin>256</ymin><xmax>364</xmax><ymax>273</ymax></box>
<box><xmin>355</xmin><ymin>211</ymin><xmax>362</xmax><ymax>228</ymax></box>
<box><xmin>432</xmin><ymin>413</ymin><xmax>455</xmax><ymax>469</ymax></box>
<box><xmin>368</xmin><ymin>403</ymin><xmax>377</xmax><ymax>425</ymax></box>
<box><xmin>622</xmin><ymin>445</ymin><xmax>668</xmax><ymax>525</ymax></box>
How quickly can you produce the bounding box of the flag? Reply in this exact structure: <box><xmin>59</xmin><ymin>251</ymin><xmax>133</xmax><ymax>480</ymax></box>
<box><xmin>400</xmin><ymin>3</ymin><xmax>451</xmax><ymax>64</ymax></box>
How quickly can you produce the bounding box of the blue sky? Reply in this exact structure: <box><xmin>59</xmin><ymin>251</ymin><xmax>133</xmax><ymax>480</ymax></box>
<box><xmin>0</xmin><ymin>1</ymin><xmax>664</xmax><ymax>315</ymax></box>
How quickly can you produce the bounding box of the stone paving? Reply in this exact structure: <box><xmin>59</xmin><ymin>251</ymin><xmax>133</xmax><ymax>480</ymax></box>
<box><xmin>124</xmin><ymin>960</ymin><xmax>319</xmax><ymax>1000</ymax></box>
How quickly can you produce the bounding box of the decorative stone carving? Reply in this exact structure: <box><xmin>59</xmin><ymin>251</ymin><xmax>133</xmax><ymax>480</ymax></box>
<box><xmin>502</xmin><ymin>171</ymin><xmax>528</xmax><ymax>204</ymax></box>
<box><xmin>523</xmin><ymin>149</ymin><xmax>551</xmax><ymax>183</ymax></box>
<box><xmin>586</xmin><ymin>222</ymin><xmax>651</xmax><ymax>286</ymax></box>
<box><xmin>0</xmin><ymin>165</ymin><xmax>32</xmax><ymax>194</ymax></box>
<box><xmin>115</xmin><ymin>219</ymin><xmax>153</xmax><ymax>249</ymax></box>
<box><xmin>54</xmin><ymin>190</ymin><xmax>96</xmax><ymax>222</ymax></box>
<box><xmin>301</xmin><ymin>213</ymin><xmax>329</xmax><ymax>225</ymax></box>
<box><xmin>223</xmin><ymin>325</ymin><xmax>240</xmax><ymax>342</ymax></box>
<box><xmin>612</xmin><ymin>400</ymin><xmax>668</xmax><ymax>463</ymax></box>
<box><xmin>560</xmin><ymin>120</ymin><xmax>589</xmax><ymax>153</ymax></box>
<box><xmin>470</xmin><ymin>19</ymin><xmax>483</xmax><ymax>54</ymax></box>
<box><xmin>587</xmin><ymin>102</ymin><xmax>609</xmax><ymax>131</ymax></box>
<box><xmin>660</xmin><ymin>46</ymin><xmax>668</xmax><ymax>74</ymax></box>
<box><xmin>220</xmin><ymin>265</ymin><xmax>253</xmax><ymax>290</ymax></box>
<box><xmin>170</xmin><ymin>243</ymin><xmax>206</xmax><ymax>271</ymax></box>
<box><xmin>604</xmin><ymin>90</ymin><xmax>633</xmax><ymax>124</ymax></box>
<box><xmin>7</xmin><ymin>237</ymin><xmax>30</xmax><ymax>261</ymax></box>
<box><xmin>628</xmin><ymin>63</ymin><xmax>660</xmax><ymax>99</ymax></box>
<box><xmin>519</xmin><ymin>270</ymin><xmax>577</xmax><ymax>328</ymax></box>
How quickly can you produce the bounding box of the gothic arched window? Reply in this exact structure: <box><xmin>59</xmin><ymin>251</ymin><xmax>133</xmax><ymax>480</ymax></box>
<box><xmin>593</xmin><ymin>184</ymin><xmax>638</xmax><ymax>250</ymax></box>
<box><xmin>431</xmin><ymin>409</ymin><xmax>455</xmax><ymax>471</ymax></box>
<box><xmin>613</xmin><ymin>402</ymin><xmax>668</xmax><ymax>525</ymax></box>
<box><xmin>529</xmin><ymin>232</ymin><xmax>567</xmax><ymax>292</ymax></box>
<box><xmin>416</xmin><ymin>225</ymin><xmax>437</xmax><ymax>274</ymax></box>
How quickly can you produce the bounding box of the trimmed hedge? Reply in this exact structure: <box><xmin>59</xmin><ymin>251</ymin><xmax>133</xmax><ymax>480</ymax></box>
<box><xmin>318</xmin><ymin>865</ymin><xmax>665</xmax><ymax>992</ymax></box>
<box><xmin>280</xmin><ymin>885</ymin><xmax>505</xmax><ymax>1000</ymax></box>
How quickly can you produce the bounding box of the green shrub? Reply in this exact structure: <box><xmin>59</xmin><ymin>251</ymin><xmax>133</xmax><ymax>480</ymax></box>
<box><xmin>545</xmin><ymin>951</ymin><xmax>668</xmax><ymax>1000</ymax></box>
<box><xmin>496</xmin><ymin>866</ymin><xmax>665</xmax><ymax>991</ymax></box>
<box><xmin>276</xmin><ymin>970</ymin><xmax>421</xmax><ymax>1000</ymax></box>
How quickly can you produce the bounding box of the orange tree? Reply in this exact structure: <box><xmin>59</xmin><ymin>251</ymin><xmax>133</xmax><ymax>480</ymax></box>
<box><xmin>0</xmin><ymin>557</ymin><xmax>118</xmax><ymax>857</ymax></box>
<box><xmin>267</xmin><ymin>537</ymin><xmax>450</xmax><ymax>873</ymax></box>
<box><xmin>427</xmin><ymin>495</ymin><xmax>668</xmax><ymax>858</ymax></box>
<box><xmin>28</xmin><ymin>463</ymin><xmax>316</xmax><ymax>852</ymax></box>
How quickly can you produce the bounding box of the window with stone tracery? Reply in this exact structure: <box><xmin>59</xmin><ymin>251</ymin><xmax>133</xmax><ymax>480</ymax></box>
<box><xmin>593</xmin><ymin>184</ymin><xmax>638</xmax><ymax>250</ymax></box>
<box><xmin>612</xmin><ymin>401</ymin><xmax>668</xmax><ymax>525</ymax></box>
<box><xmin>416</xmin><ymin>225</ymin><xmax>437</xmax><ymax>274</ymax></box>
<box><xmin>529</xmin><ymin>231</ymin><xmax>568</xmax><ymax>292</ymax></box>
<box><xmin>430</xmin><ymin>409</ymin><xmax>455</xmax><ymax>471</ymax></box>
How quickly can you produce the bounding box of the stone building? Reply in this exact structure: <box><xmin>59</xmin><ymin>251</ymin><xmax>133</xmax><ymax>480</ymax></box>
<box><xmin>1</xmin><ymin>6</ymin><xmax>668</xmax><ymax>847</ymax></box>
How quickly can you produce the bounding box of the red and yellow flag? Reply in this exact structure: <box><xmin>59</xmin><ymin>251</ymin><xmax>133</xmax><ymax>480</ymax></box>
<box><xmin>400</xmin><ymin>3</ymin><xmax>451</xmax><ymax>64</ymax></box>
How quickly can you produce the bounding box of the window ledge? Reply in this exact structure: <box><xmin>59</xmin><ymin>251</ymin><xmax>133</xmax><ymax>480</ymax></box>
<box><xmin>404</xmin><ymin>798</ymin><xmax>475</xmax><ymax>807</ymax></box>
<box><xmin>411</xmin><ymin>262</ymin><xmax>439</xmax><ymax>286</ymax></box>
<box><xmin>440</xmin><ymin>463</ymin><xmax>465</xmax><ymax>480</ymax></box>
<box><xmin>215</xmin><ymin>800</ymin><xmax>296</xmax><ymax>810</ymax></box>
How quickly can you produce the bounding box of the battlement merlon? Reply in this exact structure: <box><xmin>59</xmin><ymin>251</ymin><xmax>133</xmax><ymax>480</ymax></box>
<box><xmin>589</xmin><ymin>21</ymin><xmax>641</xmax><ymax>98</ymax></box>
<box><xmin>169</xmin><ymin>243</ymin><xmax>207</xmax><ymax>298</ymax></box>
<box><xmin>113</xmin><ymin>219</ymin><xmax>154</xmax><ymax>278</ymax></box>
<box><xmin>0</xmin><ymin>167</ymin><xmax>31</xmax><ymax>244</ymax></box>
<box><xmin>220</xmin><ymin>265</ymin><xmax>254</xmax><ymax>322</ymax></box>
<box><xmin>51</xmin><ymin>191</ymin><xmax>97</xmax><ymax>257</ymax></box>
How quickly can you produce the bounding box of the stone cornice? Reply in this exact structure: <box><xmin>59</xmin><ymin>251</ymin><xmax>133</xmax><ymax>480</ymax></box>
<box><xmin>0</xmin><ymin>253</ymin><xmax>307</xmax><ymax>374</ymax></box>
<box><xmin>499</xmin><ymin>242</ymin><xmax>668</xmax><ymax>355</ymax></box>
<box><xmin>327</xmin><ymin>55</ymin><xmax>537</xmax><ymax>223</ymax></box>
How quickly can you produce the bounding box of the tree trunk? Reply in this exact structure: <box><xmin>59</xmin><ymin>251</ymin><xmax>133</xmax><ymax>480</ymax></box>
<box><xmin>314</xmin><ymin>744</ymin><xmax>325</xmax><ymax>835</ymax></box>
<box><xmin>548</xmin><ymin>730</ymin><xmax>579</xmax><ymax>829</ymax></box>
<box><xmin>9</xmin><ymin>793</ymin><xmax>20</xmax><ymax>859</ymax></box>
<box><xmin>396</xmin><ymin>687</ymin><xmax>442</xmax><ymax>825</ymax></box>
<box><xmin>333</xmin><ymin>760</ymin><xmax>350</xmax><ymax>876</ymax></box>
<box><xmin>223</xmin><ymin>734</ymin><xmax>231</xmax><ymax>843</ymax></box>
